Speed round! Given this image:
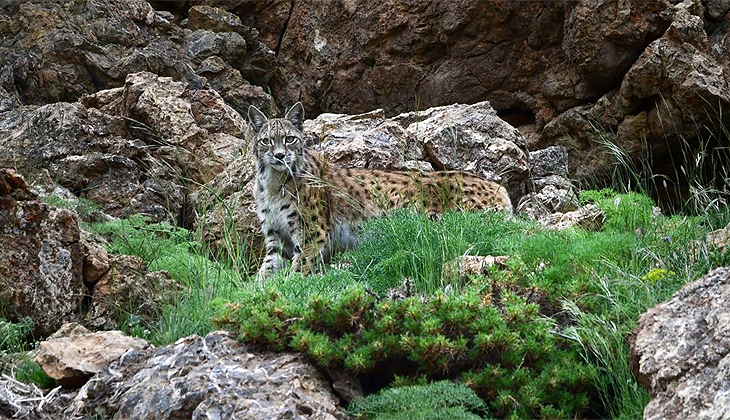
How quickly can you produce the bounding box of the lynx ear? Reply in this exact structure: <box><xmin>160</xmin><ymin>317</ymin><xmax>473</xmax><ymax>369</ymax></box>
<box><xmin>285</xmin><ymin>102</ymin><xmax>304</xmax><ymax>130</ymax></box>
<box><xmin>248</xmin><ymin>105</ymin><xmax>268</xmax><ymax>132</ymax></box>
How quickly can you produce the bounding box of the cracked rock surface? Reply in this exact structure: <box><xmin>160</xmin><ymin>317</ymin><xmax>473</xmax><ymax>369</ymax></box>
<box><xmin>630</xmin><ymin>266</ymin><xmax>730</xmax><ymax>420</ymax></box>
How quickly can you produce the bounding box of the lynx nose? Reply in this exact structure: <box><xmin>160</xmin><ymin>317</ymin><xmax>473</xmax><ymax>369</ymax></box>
<box><xmin>274</xmin><ymin>152</ymin><xmax>286</xmax><ymax>160</ymax></box>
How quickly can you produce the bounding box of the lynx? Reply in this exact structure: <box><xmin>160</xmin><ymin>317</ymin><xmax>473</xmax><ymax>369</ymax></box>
<box><xmin>249</xmin><ymin>103</ymin><xmax>512</xmax><ymax>280</ymax></box>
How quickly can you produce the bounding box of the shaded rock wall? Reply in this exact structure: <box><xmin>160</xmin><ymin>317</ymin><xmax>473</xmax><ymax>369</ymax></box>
<box><xmin>164</xmin><ymin>0</ymin><xmax>730</xmax><ymax>187</ymax></box>
<box><xmin>0</xmin><ymin>0</ymin><xmax>276</xmax><ymax>116</ymax></box>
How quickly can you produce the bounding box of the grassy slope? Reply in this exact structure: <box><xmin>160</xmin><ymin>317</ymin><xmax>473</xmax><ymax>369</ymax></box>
<box><xmin>2</xmin><ymin>189</ymin><xmax>728</xmax><ymax>418</ymax></box>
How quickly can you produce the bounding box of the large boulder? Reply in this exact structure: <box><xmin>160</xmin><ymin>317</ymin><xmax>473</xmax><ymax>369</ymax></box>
<box><xmin>0</xmin><ymin>169</ymin><xmax>176</xmax><ymax>335</ymax></box>
<box><xmin>0</xmin><ymin>168</ymin><xmax>84</xmax><ymax>337</ymax></box>
<box><xmin>68</xmin><ymin>331</ymin><xmax>347</xmax><ymax>419</ymax></box>
<box><xmin>0</xmin><ymin>0</ymin><xmax>275</xmax><ymax>115</ymax></box>
<box><xmin>630</xmin><ymin>267</ymin><xmax>730</xmax><ymax>420</ymax></box>
<box><xmin>308</xmin><ymin>101</ymin><xmax>529</xmax><ymax>197</ymax></box>
<box><xmin>0</xmin><ymin>72</ymin><xmax>250</xmax><ymax>222</ymax></box>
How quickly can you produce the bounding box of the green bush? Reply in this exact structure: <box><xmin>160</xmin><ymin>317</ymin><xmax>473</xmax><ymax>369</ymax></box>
<box><xmin>348</xmin><ymin>381</ymin><xmax>488</xmax><ymax>420</ymax></box>
<box><xmin>220</xmin><ymin>285</ymin><xmax>597</xmax><ymax>419</ymax></box>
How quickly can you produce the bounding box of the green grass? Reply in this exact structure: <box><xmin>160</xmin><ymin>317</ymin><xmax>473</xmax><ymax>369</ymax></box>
<box><xmin>45</xmin><ymin>193</ymin><xmax>101</xmax><ymax>222</ymax></box>
<box><xmin>73</xmin><ymin>191</ymin><xmax>726</xmax><ymax>418</ymax></box>
<box><xmin>0</xmin><ymin>317</ymin><xmax>55</xmax><ymax>388</ymax></box>
<box><xmin>87</xmin><ymin>214</ymin><xmax>251</xmax><ymax>345</ymax></box>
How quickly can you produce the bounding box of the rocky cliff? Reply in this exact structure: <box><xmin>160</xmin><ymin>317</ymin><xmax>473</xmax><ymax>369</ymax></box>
<box><xmin>3</xmin><ymin>0</ymin><xmax>729</xmax><ymax>192</ymax></box>
<box><xmin>152</xmin><ymin>0</ymin><xmax>730</xmax><ymax>183</ymax></box>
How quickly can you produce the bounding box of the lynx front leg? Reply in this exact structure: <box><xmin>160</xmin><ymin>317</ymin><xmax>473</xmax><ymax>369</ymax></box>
<box><xmin>257</xmin><ymin>228</ymin><xmax>285</xmax><ymax>283</ymax></box>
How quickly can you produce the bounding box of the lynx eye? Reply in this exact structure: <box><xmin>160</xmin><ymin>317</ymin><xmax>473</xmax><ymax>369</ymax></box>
<box><xmin>285</xmin><ymin>136</ymin><xmax>300</xmax><ymax>145</ymax></box>
<box><xmin>259</xmin><ymin>137</ymin><xmax>272</xmax><ymax>146</ymax></box>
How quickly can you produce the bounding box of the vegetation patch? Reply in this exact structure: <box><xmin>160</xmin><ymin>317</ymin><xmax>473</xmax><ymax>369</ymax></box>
<box><xmin>4</xmin><ymin>188</ymin><xmax>728</xmax><ymax>419</ymax></box>
<box><xmin>215</xmin><ymin>190</ymin><xmax>723</xmax><ymax>418</ymax></box>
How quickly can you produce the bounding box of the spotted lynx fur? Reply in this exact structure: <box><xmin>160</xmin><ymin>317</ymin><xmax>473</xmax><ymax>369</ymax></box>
<box><xmin>249</xmin><ymin>103</ymin><xmax>512</xmax><ymax>280</ymax></box>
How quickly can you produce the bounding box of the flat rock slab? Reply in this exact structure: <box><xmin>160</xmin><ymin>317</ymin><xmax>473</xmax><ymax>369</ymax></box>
<box><xmin>630</xmin><ymin>267</ymin><xmax>730</xmax><ymax>420</ymax></box>
<box><xmin>36</xmin><ymin>324</ymin><xmax>149</xmax><ymax>388</ymax></box>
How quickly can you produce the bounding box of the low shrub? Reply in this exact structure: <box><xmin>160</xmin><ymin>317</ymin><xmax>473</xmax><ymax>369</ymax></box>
<box><xmin>219</xmin><ymin>285</ymin><xmax>598</xmax><ymax>419</ymax></box>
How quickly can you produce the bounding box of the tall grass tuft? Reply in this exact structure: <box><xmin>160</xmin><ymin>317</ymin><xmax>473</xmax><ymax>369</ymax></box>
<box><xmin>590</xmin><ymin>101</ymin><xmax>730</xmax><ymax>220</ymax></box>
<box><xmin>89</xmin><ymin>215</ymin><xmax>251</xmax><ymax>344</ymax></box>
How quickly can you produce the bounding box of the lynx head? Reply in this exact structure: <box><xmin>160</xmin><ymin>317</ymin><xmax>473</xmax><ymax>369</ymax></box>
<box><xmin>248</xmin><ymin>103</ymin><xmax>305</xmax><ymax>174</ymax></box>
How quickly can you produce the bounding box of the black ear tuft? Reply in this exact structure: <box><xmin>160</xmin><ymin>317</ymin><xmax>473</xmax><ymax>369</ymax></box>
<box><xmin>248</xmin><ymin>105</ymin><xmax>268</xmax><ymax>132</ymax></box>
<box><xmin>285</xmin><ymin>102</ymin><xmax>304</xmax><ymax>130</ymax></box>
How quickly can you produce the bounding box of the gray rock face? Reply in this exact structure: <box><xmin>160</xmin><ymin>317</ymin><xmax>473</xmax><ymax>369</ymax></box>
<box><xmin>529</xmin><ymin>145</ymin><xmax>569</xmax><ymax>178</ymax></box>
<box><xmin>630</xmin><ymin>267</ymin><xmax>730</xmax><ymax>420</ymax></box>
<box><xmin>69</xmin><ymin>331</ymin><xmax>347</xmax><ymax>420</ymax></box>
<box><xmin>0</xmin><ymin>0</ymin><xmax>275</xmax><ymax>115</ymax></box>
<box><xmin>0</xmin><ymin>72</ymin><xmax>249</xmax><ymax>222</ymax></box>
<box><xmin>0</xmin><ymin>168</ymin><xmax>84</xmax><ymax>337</ymax></box>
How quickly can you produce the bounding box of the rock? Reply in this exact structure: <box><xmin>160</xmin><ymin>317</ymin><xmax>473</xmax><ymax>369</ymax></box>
<box><xmin>517</xmin><ymin>185</ymin><xmax>579</xmax><ymax>220</ymax></box>
<box><xmin>539</xmin><ymin>203</ymin><xmax>605</xmax><ymax>231</ymax></box>
<box><xmin>0</xmin><ymin>169</ymin><xmax>85</xmax><ymax>337</ymax></box>
<box><xmin>36</xmin><ymin>323</ymin><xmax>149</xmax><ymax>388</ymax></box>
<box><xmin>706</xmin><ymin>223</ymin><xmax>730</xmax><ymax>251</ymax></box>
<box><xmin>69</xmin><ymin>331</ymin><xmax>347</xmax><ymax>419</ymax></box>
<box><xmin>0</xmin><ymin>72</ymin><xmax>249</xmax><ymax>223</ymax></box>
<box><xmin>306</xmin><ymin>109</ymin><xmax>416</xmax><ymax>170</ymax></box>
<box><xmin>441</xmin><ymin>255</ymin><xmax>510</xmax><ymax>283</ymax></box>
<box><xmin>529</xmin><ymin>145</ymin><xmax>568</xmax><ymax>178</ymax></box>
<box><xmin>266</xmin><ymin>1</ymin><xmax>670</xmax><ymax>120</ymax></box>
<box><xmin>81</xmin><ymin>236</ymin><xmax>110</xmax><ymax>285</ymax></box>
<box><xmin>0</xmin><ymin>169</ymin><xmax>173</xmax><ymax>334</ymax></box>
<box><xmin>0</xmin><ymin>0</ymin><xmax>275</xmax><ymax>109</ymax></box>
<box><xmin>84</xmin><ymin>255</ymin><xmax>178</xmax><ymax>331</ymax></box>
<box><xmin>531</xmin><ymin>174</ymin><xmax>574</xmax><ymax>192</ymax></box>
<box><xmin>311</xmin><ymin>101</ymin><xmax>528</xmax><ymax>193</ymax></box>
<box><xmin>629</xmin><ymin>267</ymin><xmax>730</xmax><ymax>420</ymax></box>
<box><xmin>186</xmin><ymin>5</ymin><xmax>276</xmax><ymax>85</ymax></box>
<box><xmin>403</xmin><ymin>102</ymin><xmax>529</xmax><ymax>198</ymax></box>
<box><xmin>546</xmin><ymin>0</ymin><xmax>730</xmax><ymax>182</ymax></box>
